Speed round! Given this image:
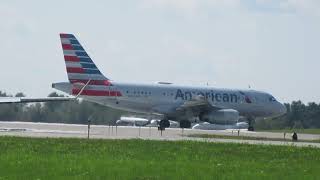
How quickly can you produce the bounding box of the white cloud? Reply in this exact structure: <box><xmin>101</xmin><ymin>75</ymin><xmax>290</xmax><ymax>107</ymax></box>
<box><xmin>141</xmin><ymin>0</ymin><xmax>320</xmax><ymax>17</ymax></box>
<box><xmin>0</xmin><ymin>1</ymin><xmax>319</xmax><ymax>103</ymax></box>
<box><xmin>251</xmin><ymin>0</ymin><xmax>320</xmax><ymax>16</ymax></box>
<box><xmin>286</xmin><ymin>0</ymin><xmax>320</xmax><ymax>16</ymax></box>
<box><xmin>140</xmin><ymin>0</ymin><xmax>198</xmax><ymax>15</ymax></box>
<box><xmin>140</xmin><ymin>0</ymin><xmax>242</xmax><ymax>17</ymax></box>
<box><xmin>143</xmin><ymin>0</ymin><xmax>198</xmax><ymax>9</ymax></box>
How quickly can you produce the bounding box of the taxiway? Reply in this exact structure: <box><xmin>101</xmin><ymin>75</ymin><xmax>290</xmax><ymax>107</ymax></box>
<box><xmin>0</xmin><ymin>121</ymin><xmax>319</xmax><ymax>148</ymax></box>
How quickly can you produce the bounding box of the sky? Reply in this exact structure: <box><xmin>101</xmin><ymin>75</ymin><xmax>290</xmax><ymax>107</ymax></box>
<box><xmin>0</xmin><ymin>0</ymin><xmax>319</xmax><ymax>103</ymax></box>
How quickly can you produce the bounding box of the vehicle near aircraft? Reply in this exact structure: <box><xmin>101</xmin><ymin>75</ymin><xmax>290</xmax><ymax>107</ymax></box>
<box><xmin>192</xmin><ymin>122</ymin><xmax>249</xmax><ymax>130</ymax></box>
<box><xmin>116</xmin><ymin>116</ymin><xmax>149</xmax><ymax>126</ymax></box>
<box><xmin>116</xmin><ymin>116</ymin><xmax>179</xmax><ymax>128</ymax></box>
<box><xmin>52</xmin><ymin>33</ymin><xmax>287</xmax><ymax>131</ymax></box>
<box><xmin>116</xmin><ymin>116</ymin><xmax>247</xmax><ymax>130</ymax></box>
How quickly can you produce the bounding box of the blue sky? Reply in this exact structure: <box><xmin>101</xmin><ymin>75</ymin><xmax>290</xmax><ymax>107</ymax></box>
<box><xmin>0</xmin><ymin>0</ymin><xmax>319</xmax><ymax>103</ymax></box>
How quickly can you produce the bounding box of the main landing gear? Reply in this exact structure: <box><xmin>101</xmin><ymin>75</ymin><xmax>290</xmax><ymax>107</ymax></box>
<box><xmin>158</xmin><ymin>119</ymin><xmax>170</xmax><ymax>132</ymax></box>
<box><xmin>247</xmin><ymin>117</ymin><xmax>255</xmax><ymax>131</ymax></box>
<box><xmin>179</xmin><ymin>120</ymin><xmax>191</xmax><ymax>129</ymax></box>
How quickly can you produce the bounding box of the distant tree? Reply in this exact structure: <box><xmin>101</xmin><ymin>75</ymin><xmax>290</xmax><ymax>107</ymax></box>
<box><xmin>288</xmin><ymin>101</ymin><xmax>305</xmax><ymax>128</ymax></box>
<box><xmin>0</xmin><ymin>91</ymin><xmax>9</xmax><ymax>97</ymax></box>
<box><xmin>15</xmin><ymin>92</ymin><xmax>25</xmax><ymax>97</ymax></box>
<box><xmin>44</xmin><ymin>92</ymin><xmax>66</xmax><ymax>112</ymax></box>
<box><xmin>25</xmin><ymin>103</ymin><xmax>45</xmax><ymax>122</ymax></box>
<box><xmin>0</xmin><ymin>91</ymin><xmax>25</xmax><ymax>121</ymax></box>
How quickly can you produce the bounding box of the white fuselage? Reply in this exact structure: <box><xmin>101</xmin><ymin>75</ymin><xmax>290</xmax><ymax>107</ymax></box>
<box><xmin>53</xmin><ymin>81</ymin><xmax>287</xmax><ymax>121</ymax></box>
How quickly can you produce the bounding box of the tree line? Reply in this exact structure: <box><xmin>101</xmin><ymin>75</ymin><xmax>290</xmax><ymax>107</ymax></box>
<box><xmin>0</xmin><ymin>90</ymin><xmax>319</xmax><ymax>129</ymax></box>
<box><xmin>256</xmin><ymin>101</ymin><xmax>320</xmax><ymax>130</ymax></box>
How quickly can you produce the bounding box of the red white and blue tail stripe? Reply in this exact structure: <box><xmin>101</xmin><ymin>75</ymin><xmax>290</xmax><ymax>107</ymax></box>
<box><xmin>60</xmin><ymin>33</ymin><xmax>119</xmax><ymax>96</ymax></box>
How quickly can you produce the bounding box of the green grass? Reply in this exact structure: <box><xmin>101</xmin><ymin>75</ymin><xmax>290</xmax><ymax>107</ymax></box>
<box><xmin>187</xmin><ymin>134</ymin><xmax>320</xmax><ymax>143</ymax></box>
<box><xmin>0</xmin><ymin>136</ymin><xmax>319</xmax><ymax>180</ymax></box>
<box><xmin>257</xmin><ymin>128</ymin><xmax>320</xmax><ymax>134</ymax></box>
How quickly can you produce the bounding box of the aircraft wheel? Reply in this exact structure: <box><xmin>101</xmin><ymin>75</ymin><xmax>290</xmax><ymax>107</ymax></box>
<box><xmin>159</xmin><ymin>119</ymin><xmax>170</xmax><ymax>130</ymax></box>
<box><xmin>248</xmin><ymin>126</ymin><xmax>254</xmax><ymax>131</ymax></box>
<box><xmin>180</xmin><ymin>120</ymin><xmax>191</xmax><ymax>128</ymax></box>
<box><xmin>247</xmin><ymin>117</ymin><xmax>255</xmax><ymax>131</ymax></box>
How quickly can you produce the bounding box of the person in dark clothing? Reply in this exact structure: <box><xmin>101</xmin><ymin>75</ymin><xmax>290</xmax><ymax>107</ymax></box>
<box><xmin>292</xmin><ymin>132</ymin><xmax>298</xmax><ymax>141</ymax></box>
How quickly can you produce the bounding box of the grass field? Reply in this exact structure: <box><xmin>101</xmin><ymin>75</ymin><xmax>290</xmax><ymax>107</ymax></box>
<box><xmin>0</xmin><ymin>137</ymin><xmax>319</xmax><ymax>180</ymax></box>
<box><xmin>257</xmin><ymin>128</ymin><xmax>320</xmax><ymax>135</ymax></box>
<box><xmin>187</xmin><ymin>134</ymin><xmax>320</xmax><ymax>143</ymax></box>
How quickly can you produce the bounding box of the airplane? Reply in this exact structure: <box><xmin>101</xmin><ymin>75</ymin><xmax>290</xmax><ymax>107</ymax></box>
<box><xmin>52</xmin><ymin>33</ymin><xmax>287</xmax><ymax>131</ymax></box>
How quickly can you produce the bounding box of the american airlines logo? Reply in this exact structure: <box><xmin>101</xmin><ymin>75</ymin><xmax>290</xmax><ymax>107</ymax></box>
<box><xmin>175</xmin><ymin>89</ymin><xmax>240</xmax><ymax>103</ymax></box>
<box><xmin>174</xmin><ymin>89</ymin><xmax>253</xmax><ymax>104</ymax></box>
<box><xmin>239</xmin><ymin>91</ymin><xmax>252</xmax><ymax>103</ymax></box>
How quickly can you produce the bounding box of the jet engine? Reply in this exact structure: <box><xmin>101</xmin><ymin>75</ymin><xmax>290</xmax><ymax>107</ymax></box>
<box><xmin>200</xmin><ymin>109</ymin><xmax>239</xmax><ymax>124</ymax></box>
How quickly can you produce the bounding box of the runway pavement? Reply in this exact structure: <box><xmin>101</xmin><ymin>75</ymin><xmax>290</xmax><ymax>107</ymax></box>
<box><xmin>0</xmin><ymin>121</ymin><xmax>319</xmax><ymax>148</ymax></box>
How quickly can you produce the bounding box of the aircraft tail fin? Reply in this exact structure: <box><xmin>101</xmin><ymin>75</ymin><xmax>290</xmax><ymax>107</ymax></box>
<box><xmin>59</xmin><ymin>33</ymin><xmax>112</xmax><ymax>86</ymax></box>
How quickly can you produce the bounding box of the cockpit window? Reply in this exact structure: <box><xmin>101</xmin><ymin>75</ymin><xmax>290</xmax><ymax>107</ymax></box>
<box><xmin>269</xmin><ymin>96</ymin><xmax>276</xmax><ymax>102</ymax></box>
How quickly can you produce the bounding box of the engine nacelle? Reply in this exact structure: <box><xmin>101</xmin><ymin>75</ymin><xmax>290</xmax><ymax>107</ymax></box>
<box><xmin>200</xmin><ymin>109</ymin><xmax>239</xmax><ymax>124</ymax></box>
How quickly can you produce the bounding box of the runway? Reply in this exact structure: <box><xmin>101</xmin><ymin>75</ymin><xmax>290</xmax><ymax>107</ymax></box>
<box><xmin>0</xmin><ymin>121</ymin><xmax>319</xmax><ymax>148</ymax></box>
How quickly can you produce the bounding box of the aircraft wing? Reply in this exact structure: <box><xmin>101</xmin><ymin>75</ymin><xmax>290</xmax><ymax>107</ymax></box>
<box><xmin>0</xmin><ymin>97</ymin><xmax>74</xmax><ymax>104</ymax></box>
<box><xmin>176</xmin><ymin>96</ymin><xmax>223</xmax><ymax>113</ymax></box>
<box><xmin>0</xmin><ymin>79</ymin><xmax>91</xmax><ymax>104</ymax></box>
